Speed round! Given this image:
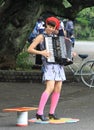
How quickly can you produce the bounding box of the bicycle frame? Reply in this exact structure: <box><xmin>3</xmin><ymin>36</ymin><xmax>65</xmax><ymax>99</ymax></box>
<box><xmin>68</xmin><ymin>57</ymin><xmax>94</xmax><ymax>87</ymax></box>
<box><xmin>68</xmin><ymin>59</ymin><xmax>86</xmax><ymax>76</ymax></box>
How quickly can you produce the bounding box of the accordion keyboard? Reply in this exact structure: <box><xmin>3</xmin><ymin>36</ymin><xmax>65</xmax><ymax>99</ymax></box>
<box><xmin>45</xmin><ymin>37</ymin><xmax>55</xmax><ymax>62</ymax></box>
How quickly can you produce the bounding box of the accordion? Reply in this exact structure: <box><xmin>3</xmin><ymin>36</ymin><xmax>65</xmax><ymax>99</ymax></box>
<box><xmin>44</xmin><ymin>36</ymin><xmax>73</xmax><ymax>66</ymax></box>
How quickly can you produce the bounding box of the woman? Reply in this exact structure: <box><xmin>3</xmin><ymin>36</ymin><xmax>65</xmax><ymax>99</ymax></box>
<box><xmin>28</xmin><ymin>16</ymin><xmax>66</xmax><ymax>121</ymax></box>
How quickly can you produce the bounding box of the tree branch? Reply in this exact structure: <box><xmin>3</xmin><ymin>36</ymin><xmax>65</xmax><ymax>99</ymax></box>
<box><xmin>0</xmin><ymin>0</ymin><xmax>12</xmax><ymax>17</ymax></box>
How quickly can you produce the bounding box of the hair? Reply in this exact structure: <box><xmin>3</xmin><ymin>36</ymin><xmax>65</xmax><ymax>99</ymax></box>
<box><xmin>46</xmin><ymin>21</ymin><xmax>56</xmax><ymax>27</ymax></box>
<box><xmin>37</xmin><ymin>16</ymin><xmax>43</xmax><ymax>22</ymax></box>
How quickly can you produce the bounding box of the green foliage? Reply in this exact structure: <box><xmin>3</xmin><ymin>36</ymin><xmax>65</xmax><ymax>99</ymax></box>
<box><xmin>16</xmin><ymin>51</ymin><xmax>33</xmax><ymax>70</ymax></box>
<box><xmin>75</xmin><ymin>7</ymin><xmax>94</xmax><ymax>40</ymax></box>
<box><xmin>76</xmin><ymin>17</ymin><xmax>89</xmax><ymax>26</ymax></box>
<box><xmin>63</xmin><ymin>0</ymin><xmax>72</xmax><ymax>8</ymax></box>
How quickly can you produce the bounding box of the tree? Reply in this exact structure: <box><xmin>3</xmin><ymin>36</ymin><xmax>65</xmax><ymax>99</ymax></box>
<box><xmin>0</xmin><ymin>0</ymin><xmax>94</xmax><ymax>69</ymax></box>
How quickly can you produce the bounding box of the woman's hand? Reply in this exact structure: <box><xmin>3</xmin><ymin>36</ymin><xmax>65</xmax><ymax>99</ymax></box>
<box><xmin>72</xmin><ymin>52</ymin><xmax>77</xmax><ymax>57</ymax></box>
<box><xmin>41</xmin><ymin>50</ymin><xmax>51</xmax><ymax>58</ymax></box>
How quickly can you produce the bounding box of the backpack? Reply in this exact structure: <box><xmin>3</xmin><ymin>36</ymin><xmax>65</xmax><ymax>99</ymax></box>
<box><xmin>28</xmin><ymin>32</ymin><xmax>36</xmax><ymax>43</ymax></box>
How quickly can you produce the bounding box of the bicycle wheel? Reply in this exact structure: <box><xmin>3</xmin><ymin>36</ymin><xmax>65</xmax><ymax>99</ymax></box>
<box><xmin>80</xmin><ymin>60</ymin><xmax>94</xmax><ymax>88</ymax></box>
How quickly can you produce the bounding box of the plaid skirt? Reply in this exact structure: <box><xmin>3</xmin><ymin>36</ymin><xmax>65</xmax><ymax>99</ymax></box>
<box><xmin>42</xmin><ymin>64</ymin><xmax>66</xmax><ymax>81</ymax></box>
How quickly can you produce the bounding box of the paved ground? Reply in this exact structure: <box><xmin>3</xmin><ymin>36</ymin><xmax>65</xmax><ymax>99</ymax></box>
<box><xmin>0</xmin><ymin>40</ymin><xmax>94</xmax><ymax>130</ymax></box>
<box><xmin>0</xmin><ymin>81</ymin><xmax>94</xmax><ymax>130</ymax></box>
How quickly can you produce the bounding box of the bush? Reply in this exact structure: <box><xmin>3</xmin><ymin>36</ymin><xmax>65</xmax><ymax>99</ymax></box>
<box><xmin>16</xmin><ymin>51</ymin><xmax>33</xmax><ymax>70</ymax></box>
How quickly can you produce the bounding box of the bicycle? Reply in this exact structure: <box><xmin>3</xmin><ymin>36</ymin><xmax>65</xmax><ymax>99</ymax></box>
<box><xmin>68</xmin><ymin>54</ymin><xmax>94</xmax><ymax>88</ymax></box>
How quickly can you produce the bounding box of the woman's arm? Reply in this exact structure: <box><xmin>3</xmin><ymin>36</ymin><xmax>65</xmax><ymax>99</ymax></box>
<box><xmin>27</xmin><ymin>34</ymin><xmax>43</xmax><ymax>55</ymax></box>
<box><xmin>27</xmin><ymin>34</ymin><xmax>50</xmax><ymax>58</ymax></box>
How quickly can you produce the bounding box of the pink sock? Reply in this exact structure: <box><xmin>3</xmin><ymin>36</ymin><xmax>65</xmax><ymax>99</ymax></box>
<box><xmin>49</xmin><ymin>92</ymin><xmax>60</xmax><ymax>114</ymax></box>
<box><xmin>37</xmin><ymin>91</ymin><xmax>49</xmax><ymax>115</ymax></box>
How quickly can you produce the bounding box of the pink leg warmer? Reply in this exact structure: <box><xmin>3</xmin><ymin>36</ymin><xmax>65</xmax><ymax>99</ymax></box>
<box><xmin>49</xmin><ymin>92</ymin><xmax>60</xmax><ymax>114</ymax></box>
<box><xmin>37</xmin><ymin>91</ymin><xmax>49</xmax><ymax>115</ymax></box>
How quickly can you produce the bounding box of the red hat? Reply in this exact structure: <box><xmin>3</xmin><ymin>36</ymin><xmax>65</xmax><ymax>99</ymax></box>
<box><xmin>46</xmin><ymin>17</ymin><xmax>60</xmax><ymax>30</ymax></box>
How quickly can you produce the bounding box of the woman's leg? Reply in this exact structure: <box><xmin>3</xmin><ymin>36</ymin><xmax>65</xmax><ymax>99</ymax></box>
<box><xmin>49</xmin><ymin>81</ymin><xmax>62</xmax><ymax>115</ymax></box>
<box><xmin>37</xmin><ymin>80</ymin><xmax>55</xmax><ymax>115</ymax></box>
<box><xmin>37</xmin><ymin>91</ymin><xmax>49</xmax><ymax>115</ymax></box>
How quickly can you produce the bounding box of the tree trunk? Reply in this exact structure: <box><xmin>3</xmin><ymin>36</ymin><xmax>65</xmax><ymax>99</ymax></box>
<box><xmin>0</xmin><ymin>0</ymin><xmax>94</xmax><ymax>69</ymax></box>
